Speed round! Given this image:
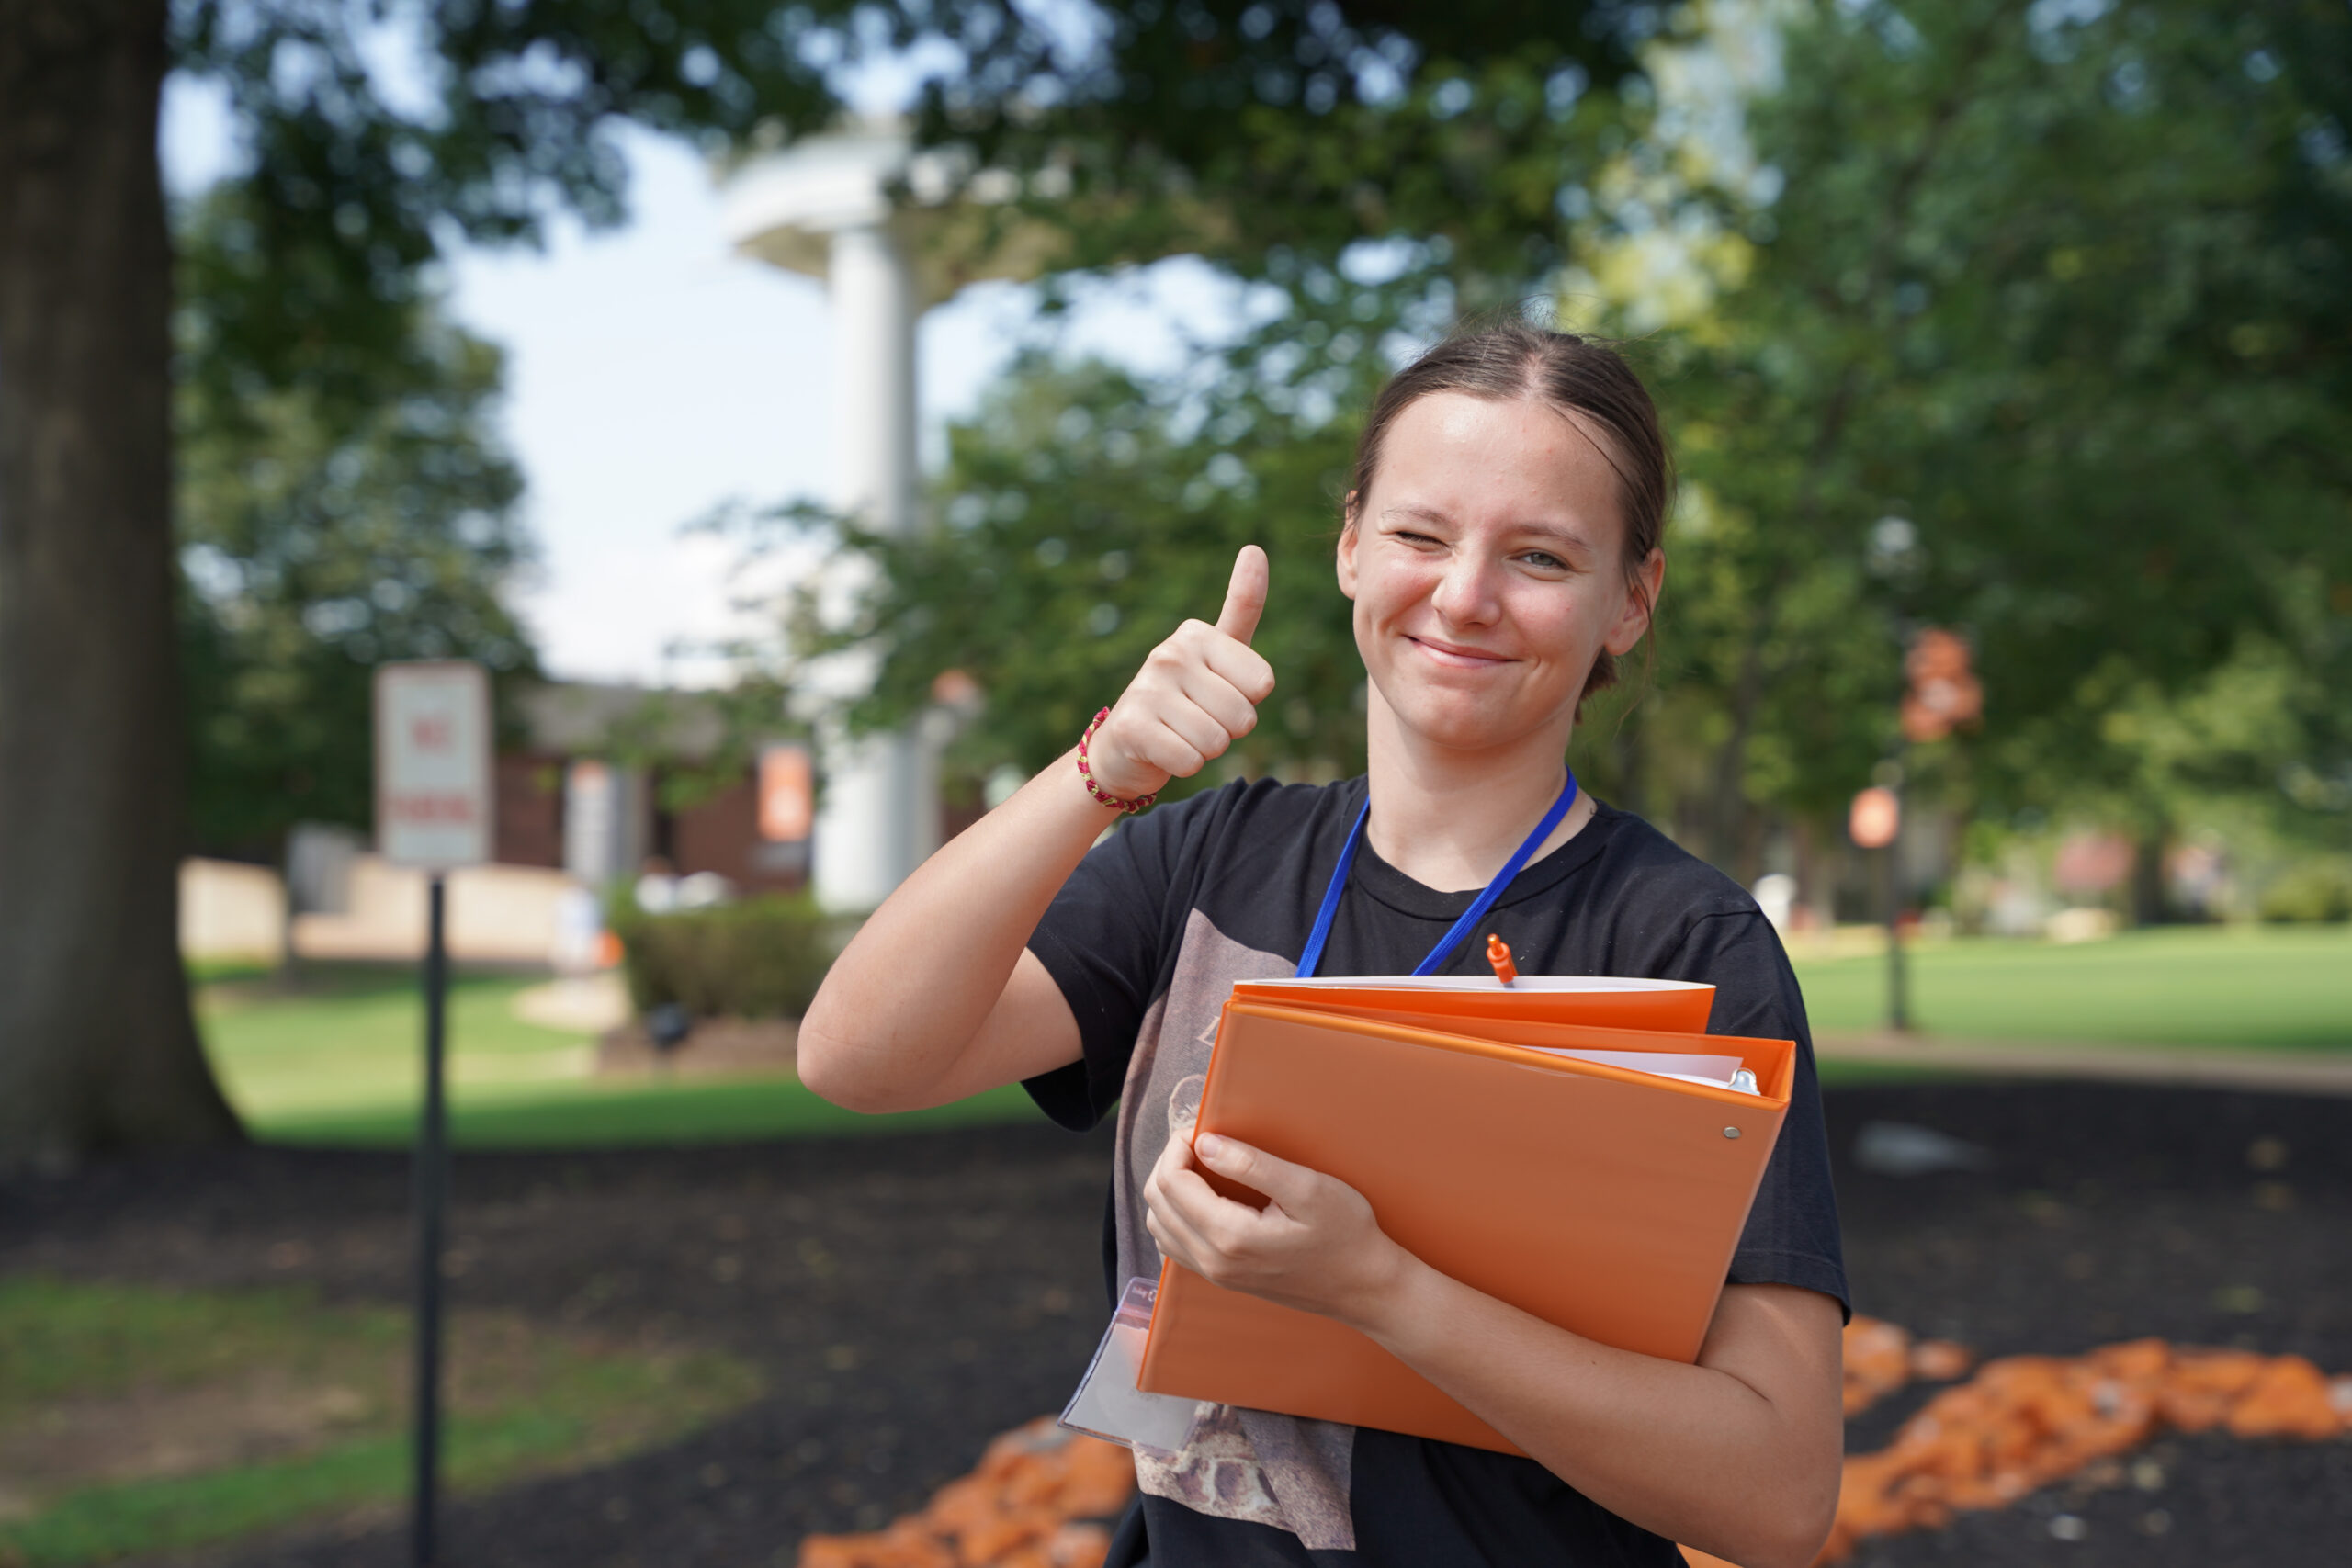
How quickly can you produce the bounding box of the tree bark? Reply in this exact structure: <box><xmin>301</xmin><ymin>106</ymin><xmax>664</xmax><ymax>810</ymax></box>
<box><xmin>0</xmin><ymin>0</ymin><xmax>242</xmax><ymax>1159</ymax></box>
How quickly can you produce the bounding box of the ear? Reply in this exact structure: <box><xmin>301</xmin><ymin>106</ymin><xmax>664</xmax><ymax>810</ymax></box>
<box><xmin>1336</xmin><ymin>493</ymin><xmax>1361</xmax><ymax>601</ymax></box>
<box><xmin>1604</xmin><ymin>547</ymin><xmax>1666</xmax><ymax>657</ymax></box>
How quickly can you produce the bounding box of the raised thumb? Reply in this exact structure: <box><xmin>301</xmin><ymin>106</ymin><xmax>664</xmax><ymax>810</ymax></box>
<box><xmin>1214</xmin><ymin>545</ymin><xmax>1269</xmax><ymax>645</ymax></box>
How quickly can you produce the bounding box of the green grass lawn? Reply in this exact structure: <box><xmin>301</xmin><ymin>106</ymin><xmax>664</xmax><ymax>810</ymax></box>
<box><xmin>198</xmin><ymin>966</ymin><xmax>1043</xmax><ymax>1150</ymax></box>
<box><xmin>0</xmin><ymin>1276</ymin><xmax>761</xmax><ymax>1567</ymax></box>
<box><xmin>200</xmin><ymin>924</ymin><xmax>2349</xmax><ymax>1152</ymax></box>
<box><xmin>1792</xmin><ymin>922</ymin><xmax>2352</xmax><ymax>1049</ymax></box>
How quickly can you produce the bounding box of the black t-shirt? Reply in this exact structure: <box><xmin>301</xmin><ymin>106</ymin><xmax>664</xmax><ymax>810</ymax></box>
<box><xmin>1024</xmin><ymin>775</ymin><xmax>1848</xmax><ymax>1567</ymax></box>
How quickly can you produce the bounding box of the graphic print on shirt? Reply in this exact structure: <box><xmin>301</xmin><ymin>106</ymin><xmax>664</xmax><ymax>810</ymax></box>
<box><xmin>1114</xmin><ymin>908</ymin><xmax>1359</xmax><ymax>1551</ymax></box>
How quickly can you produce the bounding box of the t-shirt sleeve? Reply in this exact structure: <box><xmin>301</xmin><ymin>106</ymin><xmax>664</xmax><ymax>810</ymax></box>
<box><xmin>1020</xmin><ymin>792</ymin><xmax>1202</xmax><ymax>1131</ymax></box>
<box><xmin>1662</xmin><ymin>909</ymin><xmax>1851</xmax><ymax>1319</ymax></box>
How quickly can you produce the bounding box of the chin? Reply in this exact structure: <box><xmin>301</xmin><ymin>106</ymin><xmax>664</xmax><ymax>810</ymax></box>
<box><xmin>1384</xmin><ymin>685</ymin><xmax>1555</xmax><ymax>754</ymax></box>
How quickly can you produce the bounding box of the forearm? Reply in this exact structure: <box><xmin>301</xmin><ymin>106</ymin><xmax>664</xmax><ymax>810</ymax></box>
<box><xmin>1354</xmin><ymin>1268</ymin><xmax>1841</xmax><ymax>1568</ymax></box>
<box><xmin>803</xmin><ymin>549</ymin><xmax>1273</xmax><ymax>1111</ymax></box>
<box><xmin>797</xmin><ymin>750</ymin><xmax>1109</xmax><ymax>1110</ymax></box>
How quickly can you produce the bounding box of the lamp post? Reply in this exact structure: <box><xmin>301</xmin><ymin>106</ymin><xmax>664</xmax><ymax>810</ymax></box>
<box><xmin>1850</xmin><ymin>622</ymin><xmax>1984</xmax><ymax>1033</ymax></box>
<box><xmin>1849</xmin><ymin>776</ymin><xmax>1906</xmax><ymax>1032</ymax></box>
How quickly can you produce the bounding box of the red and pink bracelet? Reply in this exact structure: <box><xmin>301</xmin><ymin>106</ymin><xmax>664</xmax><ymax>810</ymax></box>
<box><xmin>1076</xmin><ymin>707</ymin><xmax>1157</xmax><ymax>814</ymax></box>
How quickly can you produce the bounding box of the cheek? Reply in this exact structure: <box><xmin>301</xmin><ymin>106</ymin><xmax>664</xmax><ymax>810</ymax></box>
<box><xmin>1508</xmin><ymin>583</ymin><xmax>1602</xmax><ymax>660</ymax></box>
<box><xmin>1357</xmin><ymin>551</ymin><xmax>1442</xmax><ymax>622</ymax></box>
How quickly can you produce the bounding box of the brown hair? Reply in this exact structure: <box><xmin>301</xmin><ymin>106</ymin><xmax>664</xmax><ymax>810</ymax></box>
<box><xmin>1343</xmin><ymin>319</ymin><xmax>1671</xmax><ymax>709</ymax></box>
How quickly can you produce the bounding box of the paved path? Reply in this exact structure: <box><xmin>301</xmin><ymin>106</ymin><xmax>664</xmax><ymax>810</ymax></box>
<box><xmin>1816</xmin><ymin>1032</ymin><xmax>2352</xmax><ymax>1097</ymax></box>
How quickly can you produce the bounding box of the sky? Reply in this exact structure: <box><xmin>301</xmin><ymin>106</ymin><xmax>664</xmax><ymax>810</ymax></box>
<box><xmin>153</xmin><ymin>13</ymin><xmax>1770</xmax><ymax>693</ymax></box>
<box><xmin>161</xmin><ymin>77</ymin><xmax>1250</xmax><ymax>689</ymax></box>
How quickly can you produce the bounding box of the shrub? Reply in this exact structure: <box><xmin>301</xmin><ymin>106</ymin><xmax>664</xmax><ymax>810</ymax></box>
<box><xmin>2256</xmin><ymin>863</ymin><xmax>2352</xmax><ymax>924</ymax></box>
<box><xmin>614</xmin><ymin>895</ymin><xmax>857</xmax><ymax>1019</ymax></box>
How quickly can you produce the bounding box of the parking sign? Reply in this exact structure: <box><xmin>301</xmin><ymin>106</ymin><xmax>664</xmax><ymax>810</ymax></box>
<box><xmin>375</xmin><ymin>661</ymin><xmax>493</xmax><ymax>869</ymax></box>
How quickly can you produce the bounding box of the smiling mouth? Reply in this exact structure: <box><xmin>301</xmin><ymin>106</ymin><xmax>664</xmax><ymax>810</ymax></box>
<box><xmin>1406</xmin><ymin>636</ymin><xmax>1512</xmax><ymax>669</ymax></box>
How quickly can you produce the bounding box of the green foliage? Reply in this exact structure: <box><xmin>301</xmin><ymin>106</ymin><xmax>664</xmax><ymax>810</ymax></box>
<box><xmin>2257</xmin><ymin>861</ymin><xmax>2352</xmax><ymax>923</ymax></box>
<box><xmin>161</xmin><ymin>1</ymin><xmax>1645</xmax><ymax>855</ymax></box>
<box><xmin>164</xmin><ymin>0</ymin><xmax>2351</xmax><ymax>877</ymax></box>
<box><xmin>929</xmin><ymin>3</ymin><xmax>1637</xmax><ymax>297</ymax></box>
<box><xmin>814</xmin><ymin>2</ymin><xmax>1664</xmax><ymax>791</ymax></box>
<box><xmin>162</xmin><ymin>0</ymin><xmax>928</xmax><ymax>857</ymax></box>
<box><xmin>615</xmin><ymin>895</ymin><xmax>852</xmax><ymax>1019</ymax></box>
<box><xmin>778</xmin><ymin>0</ymin><xmax>2350</xmax><ymax>888</ymax></box>
<box><xmin>176</xmin><ymin>190</ymin><xmax>537</xmax><ymax>856</ymax></box>
<box><xmin>167</xmin><ymin>0</ymin><xmax>870</xmax><ymax>418</ymax></box>
<box><xmin>1566</xmin><ymin>0</ymin><xmax>2352</xmax><ymax>867</ymax></box>
<box><xmin>800</xmin><ymin>352</ymin><xmax>1368</xmax><ymax>793</ymax></box>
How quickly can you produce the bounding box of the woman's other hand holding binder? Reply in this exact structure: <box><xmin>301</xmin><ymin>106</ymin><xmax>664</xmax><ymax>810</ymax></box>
<box><xmin>1142</xmin><ymin>1107</ymin><xmax>1410</xmax><ymax>1329</ymax></box>
<box><xmin>1139</xmin><ymin>1088</ymin><xmax>1845</xmax><ymax>1568</ymax></box>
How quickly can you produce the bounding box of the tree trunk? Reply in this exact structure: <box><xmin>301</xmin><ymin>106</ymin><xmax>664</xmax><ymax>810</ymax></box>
<box><xmin>0</xmin><ymin>0</ymin><xmax>242</xmax><ymax>1159</ymax></box>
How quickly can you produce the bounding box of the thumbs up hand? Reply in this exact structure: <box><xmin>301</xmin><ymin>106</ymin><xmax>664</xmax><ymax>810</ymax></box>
<box><xmin>1083</xmin><ymin>546</ymin><xmax>1276</xmax><ymax>803</ymax></box>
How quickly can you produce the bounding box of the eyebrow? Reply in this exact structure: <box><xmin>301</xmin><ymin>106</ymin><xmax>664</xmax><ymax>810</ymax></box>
<box><xmin>1380</xmin><ymin>503</ymin><xmax>1595</xmax><ymax>551</ymax></box>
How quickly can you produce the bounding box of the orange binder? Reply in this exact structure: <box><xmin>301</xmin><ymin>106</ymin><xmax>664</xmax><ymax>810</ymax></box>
<box><xmin>1135</xmin><ymin>979</ymin><xmax>1793</xmax><ymax>1455</ymax></box>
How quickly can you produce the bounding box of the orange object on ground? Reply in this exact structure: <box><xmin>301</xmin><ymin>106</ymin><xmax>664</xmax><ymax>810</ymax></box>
<box><xmin>1817</xmin><ymin>1338</ymin><xmax>2352</xmax><ymax>1563</ymax></box>
<box><xmin>803</xmin><ymin>1321</ymin><xmax>2350</xmax><ymax>1567</ymax></box>
<box><xmin>1136</xmin><ymin>988</ymin><xmax>1793</xmax><ymax>1452</ymax></box>
<box><xmin>1839</xmin><ymin>1315</ymin><xmax>1976</xmax><ymax>1416</ymax></box>
<box><xmin>796</xmin><ymin>1417</ymin><xmax>1133</xmax><ymax>1568</ymax></box>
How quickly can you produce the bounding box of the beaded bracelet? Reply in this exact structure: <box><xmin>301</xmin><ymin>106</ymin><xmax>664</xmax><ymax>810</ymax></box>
<box><xmin>1076</xmin><ymin>707</ymin><xmax>1157</xmax><ymax>814</ymax></box>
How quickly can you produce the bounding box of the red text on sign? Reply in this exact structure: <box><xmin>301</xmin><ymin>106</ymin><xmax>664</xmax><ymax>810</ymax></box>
<box><xmin>386</xmin><ymin>793</ymin><xmax>480</xmax><ymax>825</ymax></box>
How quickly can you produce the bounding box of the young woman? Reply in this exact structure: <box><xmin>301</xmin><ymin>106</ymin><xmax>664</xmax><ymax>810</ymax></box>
<box><xmin>799</xmin><ymin>322</ymin><xmax>1848</xmax><ymax>1568</ymax></box>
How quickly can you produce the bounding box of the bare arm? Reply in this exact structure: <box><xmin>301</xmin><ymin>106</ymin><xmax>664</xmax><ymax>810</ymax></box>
<box><xmin>1363</xmin><ymin>1269</ymin><xmax>1843</xmax><ymax>1567</ymax></box>
<box><xmin>1145</xmin><ymin>1132</ymin><xmax>1844</xmax><ymax>1568</ymax></box>
<box><xmin>797</xmin><ymin>547</ymin><xmax>1276</xmax><ymax>1114</ymax></box>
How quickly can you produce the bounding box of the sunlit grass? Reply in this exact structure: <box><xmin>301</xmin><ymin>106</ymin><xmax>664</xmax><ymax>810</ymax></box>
<box><xmin>195</xmin><ymin>924</ymin><xmax>2350</xmax><ymax>1151</ymax></box>
<box><xmin>197</xmin><ymin>966</ymin><xmax>1044</xmax><ymax>1149</ymax></box>
<box><xmin>1792</xmin><ymin>922</ymin><xmax>2352</xmax><ymax>1049</ymax></box>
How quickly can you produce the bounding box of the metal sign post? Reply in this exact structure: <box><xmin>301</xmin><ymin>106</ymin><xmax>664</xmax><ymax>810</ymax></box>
<box><xmin>412</xmin><ymin>873</ymin><xmax>449</xmax><ymax>1566</ymax></box>
<box><xmin>375</xmin><ymin>662</ymin><xmax>493</xmax><ymax>1568</ymax></box>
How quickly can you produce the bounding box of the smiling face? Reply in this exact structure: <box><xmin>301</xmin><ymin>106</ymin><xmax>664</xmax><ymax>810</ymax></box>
<box><xmin>1336</xmin><ymin>390</ymin><xmax>1662</xmax><ymax>760</ymax></box>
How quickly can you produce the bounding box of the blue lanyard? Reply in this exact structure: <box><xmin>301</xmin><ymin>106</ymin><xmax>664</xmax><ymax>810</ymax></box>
<box><xmin>1295</xmin><ymin>771</ymin><xmax>1579</xmax><ymax>980</ymax></box>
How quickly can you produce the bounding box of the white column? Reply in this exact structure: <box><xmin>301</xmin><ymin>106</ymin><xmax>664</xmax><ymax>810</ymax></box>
<box><xmin>812</xmin><ymin>219</ymin><xmax>934</xmax><ymax>913</ymax></box>
<box><xmin>829</xmin><ymin>221</ymin><xmax>917</xmax><ymax>532</ymax></box>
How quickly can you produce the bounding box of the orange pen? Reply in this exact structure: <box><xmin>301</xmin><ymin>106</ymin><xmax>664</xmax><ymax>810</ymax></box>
<box><xmin>1485</xmin><ymin>933</ymin><xmax>1518</xmax><ymax>986</ymax></box>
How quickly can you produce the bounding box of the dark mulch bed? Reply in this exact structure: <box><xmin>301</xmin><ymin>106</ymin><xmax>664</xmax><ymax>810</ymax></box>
<box><xmin>3</xmin><ymin>1080</ymin><xmax>2346</xmax><ymax>1568</ymax></box>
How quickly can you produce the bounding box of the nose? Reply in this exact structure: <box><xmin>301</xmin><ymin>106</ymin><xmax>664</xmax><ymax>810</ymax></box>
<box><xmin>1429</xmin><ymin>549</ymin><xmax>1503</xmax><ymax>628</ymax></box>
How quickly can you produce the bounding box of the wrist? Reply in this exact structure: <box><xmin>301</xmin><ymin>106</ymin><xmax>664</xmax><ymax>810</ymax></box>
<box><xmin>1332</xmin><ymin>1235</ymin><xmax>1428</xmax><ymax>1340</ymax></box>
<box><xmin>1077</xmin><ymin>707</ymin><xmax>1162</xmax><ymax>811</ymax></box>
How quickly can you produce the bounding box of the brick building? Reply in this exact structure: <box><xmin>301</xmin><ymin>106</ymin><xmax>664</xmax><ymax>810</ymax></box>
<box><xmin>494</xmin><ymin>682</ymin><xmax>810</xmax><ymax>894</ymax></box>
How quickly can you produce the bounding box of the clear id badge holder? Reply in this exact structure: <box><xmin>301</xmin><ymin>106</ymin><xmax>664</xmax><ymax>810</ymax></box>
<box><xmin>1058</xmin><ymin>1277</ymin><xmax>1204</xmax><ymax>1458</ymax></box>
